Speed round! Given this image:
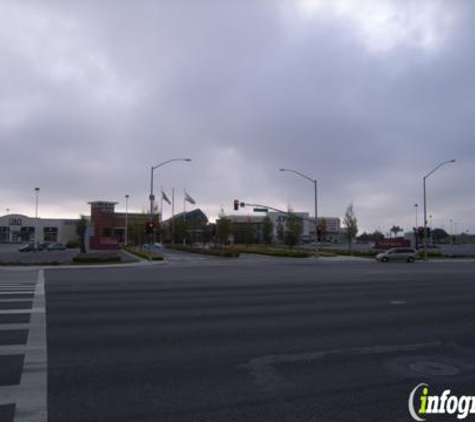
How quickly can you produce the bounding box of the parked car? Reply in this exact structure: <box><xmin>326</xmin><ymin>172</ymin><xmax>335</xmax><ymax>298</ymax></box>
<box><xmin>47</xmin><ymin>243</ymin><xmax>66</xmax><ymax>251</ymax></box>
<box><xmin>18</xmin><ymin>243</ymin><xmax>39</xmax><ymax>252</ymax></box>
<box><xmin>142</xmin><ymin>242</ymin><xmax>163</xmax><ymax>250</ymax></box>
<box><xmin>376</xmin><ymin>247</ymin><xmax>418</xmax><ymax>263</ymax></box>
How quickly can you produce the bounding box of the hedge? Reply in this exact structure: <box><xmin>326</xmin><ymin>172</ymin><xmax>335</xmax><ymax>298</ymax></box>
<box><xmin>166</xmin><ymin>244</ymin><xmax>240</xmax><ymax>258</ymax></box>
<box><xmin>231</xmin><ymin>246</ymin><xmax>312</xmax><ymax>258</ymax></box>
<box><xmin>123</xmin><ymin>246</ymin><xmax>163</xmax><ymax>261</ymax></box>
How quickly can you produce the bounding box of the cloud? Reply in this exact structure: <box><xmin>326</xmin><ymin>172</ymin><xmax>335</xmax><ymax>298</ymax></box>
<box><xmin>0</xmin><ymin>0</ymin><xmax>473</xmax><ymax>234</ymax></box>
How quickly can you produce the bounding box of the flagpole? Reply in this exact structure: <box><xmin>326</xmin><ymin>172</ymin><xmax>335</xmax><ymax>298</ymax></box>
<box><xmin>172</xmin><ymin>188</ymin><xmax>175</xmax><ymax>245</ymax></box>
<box><xmin>160</xmin><ymin>186</ymin><xmax>163</xmax><ymax>223</ymax></box>
<box><xmin>183</xmin><ymin>189</ymin><xmax>187</xmax><ymax>245</ymax></box>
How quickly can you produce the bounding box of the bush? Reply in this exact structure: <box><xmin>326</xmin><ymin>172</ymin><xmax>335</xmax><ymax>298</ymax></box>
<box><xmin>166</xmin><ymin>244</ymin><xmax>240</xmax><ymax>258</ymax></box>
<box><xmin>232</xmin><ymin>246</ymin><xmax>312</xmax><ymax>258</ymax></box>
<box><xmin>123</xmin><ymin>246</ymin><xmax>163</xmax><ymax>261</ymax></box>
<box><xmin>66</xmin><ymin>240</ymin><xmax>80</xmax><ymax>249</ymax></box>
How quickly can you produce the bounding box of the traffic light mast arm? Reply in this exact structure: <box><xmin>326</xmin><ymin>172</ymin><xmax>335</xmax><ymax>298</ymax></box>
<box><xmin>242</xmin><ymin>202</ymin><xmax>316</xmax><ymax>223</ymax></box>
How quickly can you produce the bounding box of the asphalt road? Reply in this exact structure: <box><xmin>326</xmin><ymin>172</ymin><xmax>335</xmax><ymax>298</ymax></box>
<box><xmin>44</xmin><ymin>251</ymin><xmax>475</xmax><ymax>422</ymax></box>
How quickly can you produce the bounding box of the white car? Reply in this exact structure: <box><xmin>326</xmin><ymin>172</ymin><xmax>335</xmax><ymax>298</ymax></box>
<box><xmin>142</xmin><ymin>243</ymin><xmax>162</xmax><ymax>250</ymax></box>
<box><xmin>376</xmin><ymin>247</ymin><xmax>418</xmax><ymax>263</ymax></box>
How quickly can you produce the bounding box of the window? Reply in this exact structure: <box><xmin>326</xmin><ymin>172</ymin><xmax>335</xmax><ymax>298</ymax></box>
<box><xmin>44</xmin><ymin>227</ymin><xmax>58</xmax><ymax>242</ymax></box>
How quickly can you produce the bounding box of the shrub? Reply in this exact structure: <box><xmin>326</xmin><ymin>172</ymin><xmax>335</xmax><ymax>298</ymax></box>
<box><xmin>123</xmin><ymin>246</ymin><xmax>163</xmax><ymax>261</ymax></box>
<box><xmin>166</xmin><ymin>244</ymin><xmax>240</xmax><ymax>258</ymax></box>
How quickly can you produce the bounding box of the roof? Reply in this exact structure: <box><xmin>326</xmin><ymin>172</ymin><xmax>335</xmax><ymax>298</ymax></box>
<box><xmin>161</xmin><ymin>208</ymin><xmax>208</xmax><ymax>225</ymax></box>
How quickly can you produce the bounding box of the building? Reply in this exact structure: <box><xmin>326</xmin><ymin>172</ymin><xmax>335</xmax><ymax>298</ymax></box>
<box><xmin>226</xmin><ymin>212</ymin><xmax>341</xmax><ymax>244</ymax></box>
<box><xmin>161</xmin><ymin>209</ymin><xmax>209</xmax><ymax>244</ymax></box>
<box><xmin>88</xmin><ymin>201</ymin><xmax>152</xmax><ymax>250</ymax></box>
<box><xmin>226</xmin><ymin>215</ymin><xmax>266</xmax><ymax>244</ymax></box>
<box><xmin>0</xmin><ymin>213</ymin><xmax>78</xmax><ymax>244</ymax></box>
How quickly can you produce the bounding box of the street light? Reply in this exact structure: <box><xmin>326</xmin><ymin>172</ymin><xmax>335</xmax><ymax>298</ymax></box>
<box><xmin>414</xmin><ymin>204</ymin><xmax>418</xmax><ymax>227</ymax></box>
<box><xmin>423</xmin><ymin>159</ymin><xmax>456</xmax><ymax>260</ymax></box>
<box><xmin>34</xmin><ymin>187</ymin><xmax>40</xmax><ymax>250</ymax></box>
<box><xmin>125</xmin><ymin>194</ymin><xmax>129</xmax><ymax>247</ymax></box>
<box><xmin>280</xmin><ymin>168</ymin><xmax>318</xmax><ymax>257</ymax></box>
<box><xmin>149</xmin><ymin>158</ymin><xmax>191</xmax><ymax>247</ymax></box>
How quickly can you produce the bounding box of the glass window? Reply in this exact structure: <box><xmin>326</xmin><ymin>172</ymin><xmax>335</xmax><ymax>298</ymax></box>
<box><xmin>44</xmin><ymin>227</ymin><xmax>58</xmax><ymax>242</ymax></box>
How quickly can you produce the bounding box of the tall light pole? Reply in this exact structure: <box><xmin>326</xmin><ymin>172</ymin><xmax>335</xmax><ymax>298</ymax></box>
<box><xmin>280</xmin><ymin>168</ymin><xmax>318</xmax><ymax>257</ymax></box>
<box><xmin>34</xmin><ymin>187</ymin><xmax>40</xmax><ymax>250</ymax></box>
<box><xmin>423</xmin><ymin>159</ymin><xmax>456</xmax><ymax>260</ymax></box>
<box><xmin>414</xmin><ymin>204</ymin><xmax>418</xmax><ymax>227</ymax></box>
<box><xmin>125</xmin><ymin>194</ymin><xmax>129</xmax><ymax>246</ymax></box>
<box><xmin>149</xmin><ymin>158</ymin><xmax>191</xmax><ymax>247</ymax></box>
<box><xmin>450</xmin><ymin>218</ymin><xmax>453</xmax><ymax>245</ymax></box>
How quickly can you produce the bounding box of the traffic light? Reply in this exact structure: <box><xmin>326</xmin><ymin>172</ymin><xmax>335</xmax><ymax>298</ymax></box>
<box><xmin>145</xmin><ymin>221</ymin><xmax>154</xmax><ymax>234</ymax></box>
<box><xmin>317</xmin><ymin>225</ymin><xmax>323</xmax><ymax>240</ymax></box>
<box><xmin>234</xmin><ymin>199</ymin><xmax>239</xmax><ymax>211</ymax></box>
<box><xmin>417</xmin><ymin>226</ymin><xmax>424</xmax><ymax>238</ymax></box>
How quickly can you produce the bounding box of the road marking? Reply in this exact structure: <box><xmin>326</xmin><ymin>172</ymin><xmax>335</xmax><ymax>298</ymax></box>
<box><xmin>0</xmin><ymin>324</ymin><xmax>31</xmax><ymax>331</ymax></box>
<box><xmin>0</xmin><ymin>292</ymin><xmax>35</xmax><ymax>296</ymax></box>
<box><xmin>0</xmin><ymin>308</ymin><xmax>44</xmax><ymax>315</ymax></box>
<box><xmin>13</xmin><ymin>269</ymin><xmax>48</xmax><ymax>422</ymax></box>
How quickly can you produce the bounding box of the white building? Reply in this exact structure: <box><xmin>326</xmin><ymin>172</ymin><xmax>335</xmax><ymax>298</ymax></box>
<box><xmin>268</xmin><ymin>212</ymin><xmax>341</xmax><ymax>244</ymax></box>
<box><xmin>0</xmin><ymin>213</ymin><xmax>78</xmax><ymax>244</ymax></box>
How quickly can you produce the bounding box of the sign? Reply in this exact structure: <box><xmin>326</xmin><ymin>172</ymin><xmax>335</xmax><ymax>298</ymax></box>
<box><xmin>253</xmin><ymin>208</ymin><xmax>268</xmax><ymax>213</ymax></box>
<box><xmin>374</xmin><ymin>238</ymin><xmax>410</xmax><ymax>250</ymax></box>
<box><xmin>9</xmin><ymin>218</ymin><xmax>22</xmax><ymax>226</ymax></box>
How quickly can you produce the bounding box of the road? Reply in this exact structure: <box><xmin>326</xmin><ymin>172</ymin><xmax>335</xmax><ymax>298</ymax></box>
<box><xmin>2</xmin><ymin>250</ymin><xmax>475</xmax><ymax>421</ymax></box>
<box><xmin>40</xmin><ymin>250</ymin><xmax>475</xmax><ymax>422</ymax></box>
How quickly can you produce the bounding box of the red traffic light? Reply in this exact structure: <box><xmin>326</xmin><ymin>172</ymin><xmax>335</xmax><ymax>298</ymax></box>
<box><xmin>234</xmin><ymin>199</ymin><xmax>239</xmax><ymax>211</ymax></box>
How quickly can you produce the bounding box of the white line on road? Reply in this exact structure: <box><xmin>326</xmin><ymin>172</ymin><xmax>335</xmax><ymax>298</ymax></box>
<box><xmin>0</xmin><ymin>308</ymin><xmax>44</xmax><ymax>315</ymax></box>
<box><xmin>13</xmin><ymin>269</ymin><xmax>48</xmax><ymax>422</ymax></box>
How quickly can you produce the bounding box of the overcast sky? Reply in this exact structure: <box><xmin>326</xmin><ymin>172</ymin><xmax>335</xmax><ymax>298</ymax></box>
<box><xmin>1</xmin><ymin>0</ymin><xmax>473</xmax><ymax>234</ymax></box>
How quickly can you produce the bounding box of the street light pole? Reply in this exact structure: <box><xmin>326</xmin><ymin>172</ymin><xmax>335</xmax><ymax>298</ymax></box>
<box><xmin>125</xmin><ymin>194</ymin><xmax>129</xmax><ymax>246</ymax></box>
<box><xmin>280</xmin><ymin>168</ymin><xmax>319</xmax><ymax>257</ymax></box>
<box><xmin>423</xmin><ymin>159</ymin><xmax>456</xmax><ymax>260</ymax></box>
<box><xmin>34</xmin><ymin>187</ymin><xmax>40</xmax><ymax>250</ymax></box>
<box><xmin>149</xmin><ymin>158</ymin><xmax>191</xmax><ymax>251</ymax></box>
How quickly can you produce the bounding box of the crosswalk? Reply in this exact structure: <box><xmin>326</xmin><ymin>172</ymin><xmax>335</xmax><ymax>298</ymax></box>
<box><xmin>0</xmin><ymin>270</ymin><xmax>47</xmax><ymax>422</ymax></box>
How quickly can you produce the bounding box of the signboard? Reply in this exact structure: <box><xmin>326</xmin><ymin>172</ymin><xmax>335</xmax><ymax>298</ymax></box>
<box><xmin>253</xmin><ymin>208</ymin><xmax>268</xmax><ymax>213</ymax></box>
<box><xmin>374</xmin><ymin>238</ymin><xmax>410</xmax><ymax>250</ymax></box>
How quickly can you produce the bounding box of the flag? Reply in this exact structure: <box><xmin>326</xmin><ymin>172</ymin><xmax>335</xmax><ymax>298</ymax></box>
<box><xmin>162</xmin><ymin>190</ymin><xmax>171</xmax><ymax>205</ymax></box>
<box><xmin>185</xmin><ymin>192</ymin><xmax>196</xmax><ymax>205</ymax></box>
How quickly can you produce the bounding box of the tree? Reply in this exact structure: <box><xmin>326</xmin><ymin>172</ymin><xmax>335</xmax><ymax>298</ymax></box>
<box><xmin>261</xmin><ymin>215</ymin><xmax>274</xmax><ymax>246</ymax></box>
<box><xmin>390</xmin><ymin>225</ymin><xmax>403</xmax><ymax>238</ymax></box>
<box><xmin>216</xmin><ymin>214</ymin><xmax>232</xmax><ymax>245</ymax></box>
<box><xmin>284</xmin><ymin>213</ymin><xmax>303</xmax><ymax>249</ymax></box>
<box><xmin>343</xmin><ymin>204</ymin><xmax>358</xmax><ymax>253</ymax></box>
<box><xmin>76</xmin><ymin>216</ymin><xmax>88</xmax><ymax>253</ymax></box>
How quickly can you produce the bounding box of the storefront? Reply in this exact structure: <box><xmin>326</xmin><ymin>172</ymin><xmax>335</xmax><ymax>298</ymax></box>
<box><xmin>0</xmin><ymin>214</ymin><xmax>78</xmax><ymax>244</ymax></box>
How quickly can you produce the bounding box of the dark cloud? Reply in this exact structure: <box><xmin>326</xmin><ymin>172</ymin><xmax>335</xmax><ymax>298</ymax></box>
<box><xmin>0</xmin><ymin>0</ymin><xmax>473</xmax><ymax>233</ymax></box>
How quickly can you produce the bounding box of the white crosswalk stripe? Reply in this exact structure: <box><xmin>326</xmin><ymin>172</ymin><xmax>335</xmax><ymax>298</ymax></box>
<box><xmin>0</xmin><ymin>271</ymin><xmax>47</xmax><ymax>422</ymax></box>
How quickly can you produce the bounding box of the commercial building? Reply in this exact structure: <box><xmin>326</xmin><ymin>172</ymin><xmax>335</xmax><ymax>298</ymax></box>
<box><xmin>226</xmin><ymin>212</ymin><xmax>341</xmax><ymax>244</ymax></box>
<box><xmin>0</xmin><ymin>213</ymin><xmax>78</xmax><ymax>244</ymax></box>
<box><xmin>88</xmin><ymin>201</ymin><xmax>152</xmax><ymax>250</ymax></box>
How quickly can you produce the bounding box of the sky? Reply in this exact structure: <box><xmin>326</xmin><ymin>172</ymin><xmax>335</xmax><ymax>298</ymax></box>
<box><xmin>0</xmin><ymin>0</ymin><xmax>474</xmax><ymax>235</ymax></box>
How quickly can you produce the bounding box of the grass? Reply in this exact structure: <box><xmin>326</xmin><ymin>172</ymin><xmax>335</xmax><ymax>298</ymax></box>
<box><xmin>166</xmin><ymin>244</ymin><xmax>240</xmax><ymax>258</ymax></box>
<box><xmin>123</xmin><ymin>246</ymin><xmax>164</xmax><ymax>261</ymax></box>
